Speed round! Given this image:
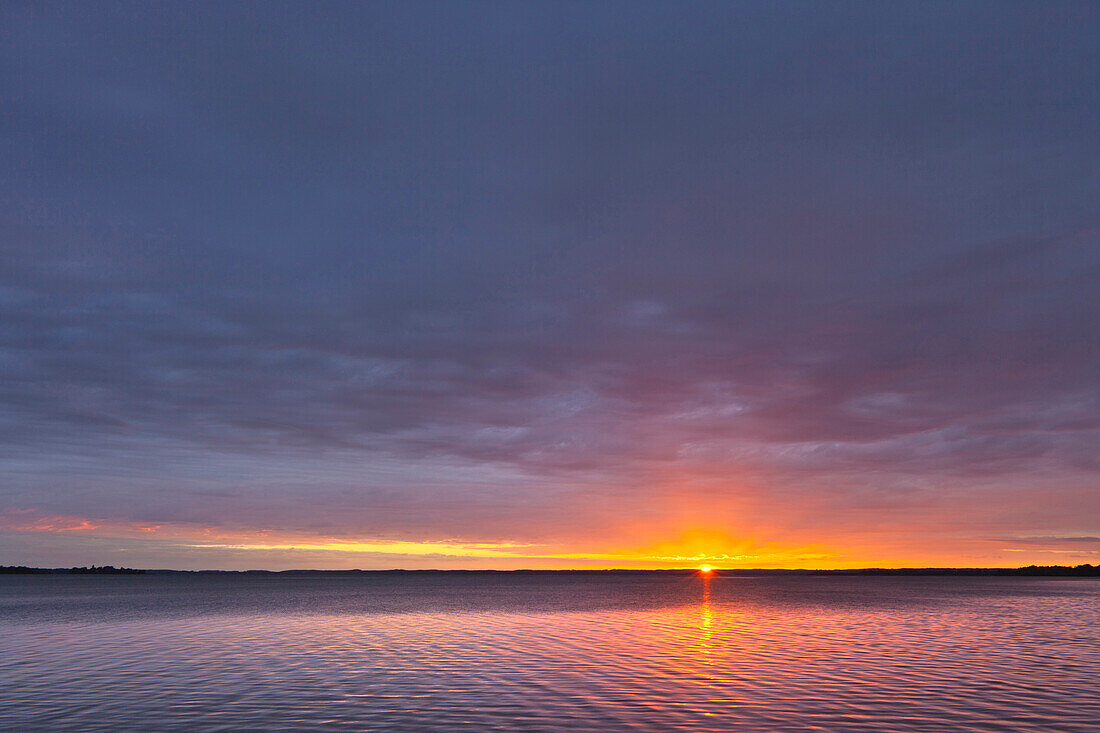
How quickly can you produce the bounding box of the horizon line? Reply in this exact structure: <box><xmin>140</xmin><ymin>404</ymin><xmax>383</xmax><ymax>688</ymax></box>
<box><xmin>5</xmin><ymin>564</ymin><xmax>1098</xmax><ymax>575</ymax></box>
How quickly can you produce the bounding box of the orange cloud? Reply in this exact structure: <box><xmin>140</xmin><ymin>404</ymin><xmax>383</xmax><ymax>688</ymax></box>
<box><xmin>5</xmin><ymin>506</ymin><xmax>1098</xmax><ymax>570</ymax></box>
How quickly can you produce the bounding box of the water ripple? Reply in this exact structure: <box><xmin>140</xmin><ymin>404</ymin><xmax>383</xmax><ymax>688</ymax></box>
<box><xmin>2</xmin><ymin>574</ymin><xmax>1098</xmax><ymax>731</ymax></box>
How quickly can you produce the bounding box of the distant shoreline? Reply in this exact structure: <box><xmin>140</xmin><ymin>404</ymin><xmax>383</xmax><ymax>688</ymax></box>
<box><xmin>2</xmin><ymin>564</ymin><xmax>1098</xmax><ymax>576</ymax></box>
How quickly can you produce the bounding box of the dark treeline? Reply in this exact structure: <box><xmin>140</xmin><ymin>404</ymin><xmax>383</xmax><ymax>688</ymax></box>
<box><xmin>762</xmin><ymin>565</ymin><xmax>1100</xmax><ymax>577</ymax></box>
<box><xmin>1</xmin><ymin>565</ymin><xmax>145</xmax><ymax>574</ymax></box>
<box><xmin>1</xmin><ymin>565</ymin><xmax>1097</xmax><ymax>576</ymax></box>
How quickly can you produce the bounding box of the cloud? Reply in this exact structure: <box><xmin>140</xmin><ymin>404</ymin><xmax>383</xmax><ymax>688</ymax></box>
<box><xmin>1</xmin><ymin>2</ymin><xmax>1098</xmax><ymax>567</ymax></box>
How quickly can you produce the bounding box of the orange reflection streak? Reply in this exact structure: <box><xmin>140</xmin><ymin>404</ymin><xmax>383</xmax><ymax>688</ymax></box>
<box><xmin>680</xmin><ymin>573</ymin><xmax>722</xmax><ymax>689</ymax></box>
<box><xmin>700</xmin><ymin>574</ymin><xmax>713</xmax><ymax>633</ymax></box>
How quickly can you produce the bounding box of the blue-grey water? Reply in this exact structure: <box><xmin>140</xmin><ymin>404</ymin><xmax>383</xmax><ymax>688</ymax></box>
<box><xmin>2</xmin><ymin>572</ymin><xmax>1098</xmax><ymax>731</ymax></box>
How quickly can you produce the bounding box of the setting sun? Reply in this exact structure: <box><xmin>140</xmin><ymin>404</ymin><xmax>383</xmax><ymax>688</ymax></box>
<box><xmin>700</xmin><ymin>565</ymin><xmax>712</xmax><ymax>573</ymax></box>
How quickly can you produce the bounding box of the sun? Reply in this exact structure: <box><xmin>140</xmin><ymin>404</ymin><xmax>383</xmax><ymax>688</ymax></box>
<box><xmin>699</xmin><ymin>565</ymin><xmax>713</xmax><ymax>573</ymax></box>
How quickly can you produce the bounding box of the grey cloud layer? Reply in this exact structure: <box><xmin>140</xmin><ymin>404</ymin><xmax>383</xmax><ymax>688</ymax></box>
<box><xmin>1</xmin><ymin>1</ymin><xmax>1097</xmax><ymax>539</ymax></box>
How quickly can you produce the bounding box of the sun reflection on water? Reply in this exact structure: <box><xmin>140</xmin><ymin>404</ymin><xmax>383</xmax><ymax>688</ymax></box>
<box><xmin>700</xmin><ymin>574</ymin><xmax>713</xmax><ymax>632</ymax></box>
<box><xmin>694</xmin><ymin>573</ymin><xmax>717</xmax><ymax>677</ymax></box>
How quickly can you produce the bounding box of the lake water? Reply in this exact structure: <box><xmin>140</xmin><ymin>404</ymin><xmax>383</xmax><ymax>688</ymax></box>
<box><xmin>2</xmin><ymin>572</ymin><xmax>1098</xmax><ymax>731</ymax></box>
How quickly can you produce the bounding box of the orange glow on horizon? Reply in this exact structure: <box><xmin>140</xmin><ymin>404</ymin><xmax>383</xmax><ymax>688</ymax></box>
<box><xmin>5</xmin><ymin>508</ymin><xmax>1100</xmax><ymax>570</ymax></box>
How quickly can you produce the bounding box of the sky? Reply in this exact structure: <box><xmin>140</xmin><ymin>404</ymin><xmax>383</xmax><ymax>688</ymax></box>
<box><xmin>1</xmin><ymin>1</ymin><xmax>1098</xmax><ymax>570</ymax></box>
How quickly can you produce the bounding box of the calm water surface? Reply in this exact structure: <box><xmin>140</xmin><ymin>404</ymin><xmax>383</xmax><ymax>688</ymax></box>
<box><xmin>2</xmin><ymin>572</ymin><xmax>1098</xmax><ymax>731</ymax></box>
